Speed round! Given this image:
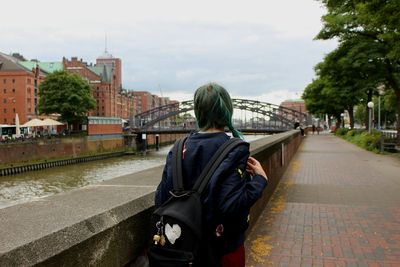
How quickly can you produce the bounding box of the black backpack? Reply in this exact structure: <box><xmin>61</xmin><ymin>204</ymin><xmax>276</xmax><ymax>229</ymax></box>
<box><xmin>148</xmin><ymin>137</ymin><xmax>246</xmax><ymax>267</ymax></box>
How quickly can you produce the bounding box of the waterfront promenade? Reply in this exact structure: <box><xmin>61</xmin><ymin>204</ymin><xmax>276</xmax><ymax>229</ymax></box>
<box><xmin>245</xmin><ymin>133</ymin><xmax>400</xmax><ymax>266</ymax></box>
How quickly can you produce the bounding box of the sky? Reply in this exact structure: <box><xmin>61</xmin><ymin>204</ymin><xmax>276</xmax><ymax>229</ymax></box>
<box><xmin>1</xmin><ymin>0</ymin><xmax>336</xmax><ymax>105</ymax></box>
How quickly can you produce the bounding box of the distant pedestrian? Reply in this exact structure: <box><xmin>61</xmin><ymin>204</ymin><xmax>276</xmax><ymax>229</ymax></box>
<box><xmin>312</xmin><ymin>124</ymin><xmax>316</xmax><ymax>134</ymax></box>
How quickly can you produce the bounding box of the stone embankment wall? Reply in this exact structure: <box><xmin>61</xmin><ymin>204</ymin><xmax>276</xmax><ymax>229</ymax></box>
<box><xmin>0</xmin><ymin>135</ymin><xmax>124</xmax><ymax>165</ymax></box>
<box><xmin>0</xmin><ymin>130</ymin><xmax>304</xmax><ymax>266</ymax></box>
<box><xmin>0</xmin><ymin>133</ymin><xmax>186</xmax><ymax>175</ymax></box>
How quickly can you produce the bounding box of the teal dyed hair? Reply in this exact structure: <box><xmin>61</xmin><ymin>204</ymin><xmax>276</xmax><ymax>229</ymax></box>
<box><xmin>193</xmin><ymin>83</ymin><xmax>243</xmax><ymax>139</ymax></box>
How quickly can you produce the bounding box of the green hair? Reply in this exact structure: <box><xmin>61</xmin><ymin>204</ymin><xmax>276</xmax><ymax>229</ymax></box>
<box><xmin>194</xmin><ymin>83</ymin><xmax>243</xmax><ymax>139</ymax></box>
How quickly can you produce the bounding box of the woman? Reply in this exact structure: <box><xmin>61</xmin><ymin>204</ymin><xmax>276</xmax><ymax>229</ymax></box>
<box><xmin>155</xmin><ymin>83</ymin><xmax>268</xmax><ymax>267</ymax></box>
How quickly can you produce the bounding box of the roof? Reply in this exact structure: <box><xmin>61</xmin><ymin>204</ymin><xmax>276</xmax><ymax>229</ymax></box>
<box><xmin>88</xmin><ymin>64</ymin><xmax>113</xmax><ymax>83</ymax></box>
<box><xmin>18</xmin><ymin>61</ymin><xmax>63</xmax><ymax>74</ymax></box>
<box><xmin>0</xmin><ymin>52</ymin><xmax>29</xmax><ymax>72</ymax></box>
<box><xmin>282</xmin><ymin>99</ymin><xmax>304</xmax><ymax>103</ymax></box>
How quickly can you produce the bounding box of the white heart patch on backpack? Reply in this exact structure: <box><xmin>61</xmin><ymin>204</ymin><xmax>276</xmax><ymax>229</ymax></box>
<box><xmin>165</xmin><ymin>223</ymin><xmax>182</xmax><ymax>244</ymax></box>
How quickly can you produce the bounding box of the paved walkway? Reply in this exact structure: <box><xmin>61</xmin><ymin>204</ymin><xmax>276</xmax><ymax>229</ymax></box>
<box><xmin>245</xmin><ymin>133</ymin><xmax>400</xmax><ymax>267</ymax></box>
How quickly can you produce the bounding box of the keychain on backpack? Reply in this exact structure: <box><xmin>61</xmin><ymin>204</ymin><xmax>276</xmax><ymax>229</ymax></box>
<box><xmin>153</xmin><ymin>220</ymin><xmax>162</xmax><ymax>246</ymax></box>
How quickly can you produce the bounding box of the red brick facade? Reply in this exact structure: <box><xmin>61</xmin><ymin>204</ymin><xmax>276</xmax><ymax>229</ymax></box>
<box><xmin>1</xmin><ymin>52</ymin><xmax>177</xmax><ymax>128</ymax></box>
<box><xmin>280</xmin><ymin>99</ymin><xmax>307</xmax><ymax>114</ymax></box>
<box><xmin>0</xmin><ymin>65</ymin><xmax>44</xmax><ymax>125</ymax></box>
<box><xmin>87</xmin><ymin>117</ymin><xmax>122</xmax><ymax>136</ymax></box>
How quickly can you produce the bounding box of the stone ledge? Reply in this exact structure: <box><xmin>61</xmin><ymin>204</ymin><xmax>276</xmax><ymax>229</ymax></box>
<box><xmin>0</xmin><ymin>131</ymin><xmax>302</xmax><ymax>266</ymax></box>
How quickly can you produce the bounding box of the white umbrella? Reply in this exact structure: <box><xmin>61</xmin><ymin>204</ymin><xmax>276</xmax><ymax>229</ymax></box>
<box><xmin>15</xmin><ymin>113</ymin><xmax>21</xmax><ymax>137</ymax></box>
<box><xmin>22</xmin><ymin>118</ymin><xmax>46</xmax><ymax>127</ymax></box>
<box><xmin>42</xmin><ymin>118</ymin><xmax>64</xmax><ymax>126</ymax></box>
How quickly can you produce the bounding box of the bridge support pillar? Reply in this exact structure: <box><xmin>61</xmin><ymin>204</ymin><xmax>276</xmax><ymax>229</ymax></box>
<box><xmin>141</xmin><ymin>133</ymin><xmax>147</xmax><ymax>155</ymax></box>
<box><xmin>155</xmin><ymin>134</ymin><xmax>160</xmax><ymax>151</ymax></box>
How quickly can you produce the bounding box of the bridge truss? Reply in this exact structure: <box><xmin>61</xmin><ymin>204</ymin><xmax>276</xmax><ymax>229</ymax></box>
<box><xmin>132</xmin><ymin>99</ymin><xmax>308</xmax><ymax>133</ymax></box>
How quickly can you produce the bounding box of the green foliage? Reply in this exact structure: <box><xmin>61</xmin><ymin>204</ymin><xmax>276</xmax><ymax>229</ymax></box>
<box><xmin>354</xmin><ymin>103</ymin><xmax>366</xmax><ymax>126</ymax></box>
<box><xmin>346</xmin><ymin>130</ymin><xmax>355</xmax><ymax>137</ymax></box>
<box><xmin>314</xmin><ymin>0</ymin><xmax>400</xmax><ymax>144</ymax></box>
<box><xmin>339</xmin><ymin>129</ymin><xmax>382</xmax><ymax>152</ymax></box>
<box><xmin>335</xmin><ymin>127</ymin><xmax>349</xmax><ymax>136</ymax></box>
<box><xmin>39</xmin><ymin>71</ymin><xmax>96</xmax><ymax>125</ymax></box>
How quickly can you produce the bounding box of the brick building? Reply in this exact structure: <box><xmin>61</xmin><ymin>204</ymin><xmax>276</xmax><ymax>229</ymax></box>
<box><xmin>1</xmin><ymin>51</ymin><xmax>176</xmax><ymax>127</ymax></box>
<box><xmin>132</xmin><ymin>91</ymin><xmax>153</xmax><ymax>114</ymax></box>
<box><xmin>0</xmin><ymin>52</ymin><xmax>48</xmax><ymax>124</ymax></box>
<box><xmin>96</xmin><ymin>51</ymin><xmax>122</xmax><ymax>91</ymax></box>
<box><xmin>280</xmin><ymin>99</ymin><xmax>307</xmax><ymax>114</ymax></box>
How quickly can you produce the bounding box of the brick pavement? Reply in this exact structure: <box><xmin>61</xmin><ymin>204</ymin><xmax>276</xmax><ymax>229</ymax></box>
<box><xmin>245</xmin><ymin>133</ymin><xmax>400</xmax><ymax>267</ymax></box>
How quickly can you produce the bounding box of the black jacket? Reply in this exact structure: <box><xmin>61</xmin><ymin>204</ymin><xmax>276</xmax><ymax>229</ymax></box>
<box><xmin>155</xmin><ymin>132</ymin><xmax>268</xmax><ymax>254</ymax></box>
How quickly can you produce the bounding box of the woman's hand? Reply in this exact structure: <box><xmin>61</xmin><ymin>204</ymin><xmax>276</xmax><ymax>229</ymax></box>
<box><xmin>246</xmin><ymin>157</ymin><xmax>268</xmax><ymax>181</ymax></box>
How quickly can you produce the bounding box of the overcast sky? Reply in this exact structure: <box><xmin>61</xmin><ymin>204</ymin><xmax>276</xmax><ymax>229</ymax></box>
<box><xmin>1</xmin><ymin>0</ymin><xmax>336</xmax><ymax>105</ymax></box>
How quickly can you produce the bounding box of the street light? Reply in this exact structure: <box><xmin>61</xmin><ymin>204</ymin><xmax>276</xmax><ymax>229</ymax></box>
<box><xmin>340</xmin><ymin>113</ymin><xmax>345</xmax><ymax>128</ymax></box>
<box><xmin>367</xmin><ymin>101</ymin><xmax>374</xmax><ymax>134</ymax></box>
<box><xmin>377</xmin><ymin>84</ymin><xmax>385</xmax><ymax>130</ymax></box>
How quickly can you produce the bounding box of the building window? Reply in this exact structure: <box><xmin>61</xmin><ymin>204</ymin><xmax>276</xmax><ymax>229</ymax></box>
<box><xmin>12</xmin><ymin>79</ymin><xmax>15</xmax><ymax>83</ymax></box>
<box><xmin>102</xmin><ymin>106</ymin><xmax>104</xmax><ymax>110</ymax></box>
<box><xmin>3</xmin><ymin>109</ymin><xmax>6</xmax><ymax>113</ymax></box>
<box><xmin>3</xmin><ymin>99</ymin><xmax>6</xmax><ymax>103</ymax></box>
<box><xmin>13</xmin><ymin>108</ymin><xmax>16</xmax><ymax>113</ymax></box>
<box><xmin>4</xmin><ymin>118</ymin><xmax>6</xmax><ymax>123</ymax></box>
<box><xmin>27</xmin><ymin>98</ymin><xmax>31</xmax><ymax>103</ymax></box>
<box><xmin>27</xmin><ymin>87</ymin><xmax>31</xmax><ymax>93</ymax></box>
<box><xmin>12</xmin><ymin>88</ymin><xmax>15</xmax><ymax>93</ymax></box>
<box><xmin>28</xmin><ymin>108</ymin><xmax>31</xmax><ymax>112</ymax></box>
<box><xmin>3</xmin><ymin>88</ymin><xmax>6</xmax><ymax>93</ymax></box>
<box><xmin>13</xmin><ymin>118</ymin><xmax>15</xmax><ymax>123</ymax></box>
<box><xmin>28</xmin><ymin>78</ymin><xmax>31</xmax><ymax>84</ymax></box>
<box><xmin>3</xmin><ymin>79</ymin><xmax>5</xmax><ymax>84</ymax></box>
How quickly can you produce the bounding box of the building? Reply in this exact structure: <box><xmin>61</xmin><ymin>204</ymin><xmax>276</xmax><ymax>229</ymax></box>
<box><xmin>280</xmin><ymin>99</ymin><xmax>307</xmax><ymax>114</ymax></box>
<box><xmin>96</xmin><ymin>50</ymin><xmax>122</xmax><ymax>91</ymax></box>
<box><xmin>1</xmin><ymin>50</ymin><xmax>177</xmax><ymax>128</ymax></box>
<box><xmin>132</xmin><ymin>91</ymin><xmax>153</xmax><ymax>114</ymax></box>
<box><xmin>63</xmin><ymin>56</ymin><xmax>118</xmax><ymax>118</ymax></box>
<box><xmin>0</xmin><ymin>52</ymin><xmax>47</xmax><ymax>124</ymax></box>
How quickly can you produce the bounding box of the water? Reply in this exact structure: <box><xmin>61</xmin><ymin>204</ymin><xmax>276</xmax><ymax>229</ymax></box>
<box><xmin>0</xmin><ymin>134</ymin><xmax>267</xmax><ymax>209</ymax></box>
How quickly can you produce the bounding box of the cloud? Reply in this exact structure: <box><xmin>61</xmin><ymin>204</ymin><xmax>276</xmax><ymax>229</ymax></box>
<box><xmin>0</xmin><ymin>0</ymin><xmax>336</xmax><ymax>101</ymax></box>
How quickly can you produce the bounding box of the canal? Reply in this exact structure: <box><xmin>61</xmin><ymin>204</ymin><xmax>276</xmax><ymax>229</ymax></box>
<box><xmin>0</xmin><ymin>135</ymin><xmax>267</xmax><ymax>209</ymax></box>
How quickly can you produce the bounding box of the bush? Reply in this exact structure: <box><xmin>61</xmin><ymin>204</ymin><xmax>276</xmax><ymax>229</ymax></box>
<box><xmin>361</xmin><ymin>131</ymin><xmax>381</xmax><ymax>151</ymax></box>
<box><xmin>335</xmin><ymin>128</ymin><xmax>349</xmax><ymax>136</ymax></box>
<box><xmin>344</xmin><ymin>130</ymin><xmax>381</xmax><ymax>152</ymax></box>
<box><xmin>346</xmin><ymin>130</ymin><xmax>355</xmax><ymax>137</ymax></box>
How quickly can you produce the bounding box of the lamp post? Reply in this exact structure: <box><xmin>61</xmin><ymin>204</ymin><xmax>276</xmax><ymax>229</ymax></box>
<box><xmin>341</xmin><ymin>113</ymin><xmax>345</xmax><ymax>128</ymax></box>
<box><xmin>367</xmin><ymin>101</ymin><xmax>374</xmax><ymax>134</ymax></box>
<box><xmin>377</xmin><ymin>84</ymin><xmax>385</xmax><ymax>130</ymax></box>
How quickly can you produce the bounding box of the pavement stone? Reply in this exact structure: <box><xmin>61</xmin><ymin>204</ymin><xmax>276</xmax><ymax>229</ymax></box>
<box><xmin>245</xmin><ymin>133</ymin><xmax>400</xmax><ymax>267</ymax></box>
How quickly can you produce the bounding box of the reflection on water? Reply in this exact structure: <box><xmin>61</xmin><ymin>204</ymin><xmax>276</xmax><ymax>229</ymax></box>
<box><xmin>0</xmin><ymin>134</ymin><xmax>267</xmax><ymax>209</ymax></box>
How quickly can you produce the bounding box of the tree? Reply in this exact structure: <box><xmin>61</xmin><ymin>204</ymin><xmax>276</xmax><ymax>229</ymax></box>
<box><xmin>316</xmin><ymin>40</ymin><xmax>385</xmax><ymax>129</ymax></box>
<box><xmin>303</xmin><ymin>77</ymin><xmax>345</xmax><ymax>128</ymax></box>
<box><xmin>316</xmin><ymin>0</ymin><xmax>400</xmax><ymax>144</ymax></box>
<box><xmin>39</xmin><ymin>71</ymin><xmax>96</xmax><ymax>128</ymax></box>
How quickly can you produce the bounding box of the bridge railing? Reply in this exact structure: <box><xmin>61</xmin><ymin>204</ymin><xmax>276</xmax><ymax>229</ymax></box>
<box><xmin>133</xmin><ymin>99</ymin><xmax>308</xmax><ymax>132</ymax></box>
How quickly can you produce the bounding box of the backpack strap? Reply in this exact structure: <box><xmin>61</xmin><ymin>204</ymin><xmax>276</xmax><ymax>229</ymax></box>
<box><xmin>171</xmin><ymin>137</ymin><xmax>188</xmax><ymax>191</ymax></box>
<box><xmin>193</xmin><ymin>138</ymin><xmax>248</xmax><ymax>194</ymax></box>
